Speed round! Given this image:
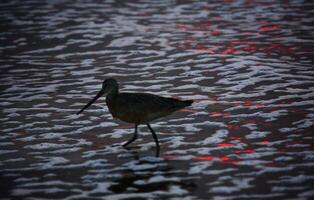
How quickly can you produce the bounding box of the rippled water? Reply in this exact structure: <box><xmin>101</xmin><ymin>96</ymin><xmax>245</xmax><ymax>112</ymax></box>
<box><xmin>1</xmin><ymin>0</ymin><xmax>314</xmax><ymax>199</ymax></box>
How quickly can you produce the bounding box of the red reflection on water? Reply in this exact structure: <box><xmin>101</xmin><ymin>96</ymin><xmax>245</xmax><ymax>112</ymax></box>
<box><xmin>264</xmin><ymin>43</ymin><xmax>281</xmax><ymax>50</ymax></box>
<box><xmin>219</xmin><ymin>157</ymin><xmax>239</xmax><ymax>164</ymax></box>
<box><xmin>254</xmin><ymin>104</ymin><xmax>264</xmax><ymax>108</ymax></box>
<box><xmin>247</xmin><ymin>104</ymin><xmax>264</xmax><ymax>108</ymax></box>
<box><xmin>172</xmin><ymin>23</ymin><xmax>295</xmax><ymax>56</ymax></box>
<box><xmin>181</xmin><ymin>108</ymin><xmax>198</xmax><ymax>113</ymax></box>
<box><xmin>176</xmin><ymin>23</ymin><xmax>189</xmax><ymax>31</ymax></box>
<box><xmin>214</xmin><ymin>16</ymin><xmax>222</xmax><ymax>20</ymax></box>
<box><xmin>193</xmin><ymin>156</ymin><xmax>214</xmax><ymax>161</ymax></box>
<box><xmin>259</xmin><ymin>24</ymin><xmax>279</xmax><ymax>31</ymax></box>
<box><xmin>218</xmin><ymin>143</ymin><xmax>234</xmax><ymax>147</ymax></box>
<box><xmin>262</xmin><ymin>43</ymin><xmax>293</xmax><ymax>54</ymax></box>
<box><xmin>192</xmin><ymin>22</ymin><xmax>211</xmax><ymax>30</ymax></box>
<box><xmin>242</xmin><ymin>31</ymin><xmax>260</xmax><ymax>35</ymax></box>
<box><xmin>241</xmin><ymin>100</ymin><xmax>265</xmax><ymax>108</ymax></box>
<box><xmin>207</xmin><ymin>97</ymin><xmax>219</xmax><ymax>101</ymax></box>
<box><xmin>210</xmin><ymin>112</ymin><xmax>221</xmax><ymax>116</ymax></box>
<box><xmin>194</xmin><ymin>44</ymin><xmax>215</xmax><ymax>54</ymax></box>
<box><xmin>194</xmin><ymin>155</ymin><xmax>239</xmax><ymax>164</ymax></box>
<box><xmin>235</xmin><ymin>149</ymin><xmax>255</xmax><ymax>154</ymax></box>
<box><xmin>211</xmin><ymin>30</ymin><xmax>222</xmax><ymax>36</ymax></box>
<box><xmin>242</xmin><ymin>45</ymin><xmax>259</xmax><ymax>51</ymax></box>
<box><xmin>228</xmin><ymin>160</ymin><xmax>239</xmax><ymax>165</ymax></box>
<box><xmin>220</xmin><ymin>157</ymin><xmax>231</xmax><ymax>161</ymax></box>
<box><xmin>210</xmin><ymin>112</ymin><xmax>231</xmax><ymax>117</ymax></box>
<box><xmin>230</xmin><ymin>137</ymin><xmax>241</xmax><ymax>140</ymax></box>
<box><xmin>260</xmin><ymin>140</ymin><xmax>269</xmax><ymax>145</ymax></box>
<box><xmin>161</xmin><ymin>155</ymin><xmax>177</xmax><ymax>159</ymax></box>
<box><xmin>270</xmin><ymin>108</ymin><xmax>279</xmax><ymax>112</ymax></box>
<box><xmin>227</xmin><ymin>124</ymin><xmax>241</xmax><ymax>130</ymax></box>
<box><xmin>222</xmin><ymin>43</ymin><xmax>238</xmax><ymax>54</ymax></box>
<box><xmin>244</xmin><ymin>101</ymin><xmax>252</xmax><ymax>107</ymax></box>
<box><xmin>164</xmin><ymin>154</ymin><xmax>240</xmax><ymax>165</ymax></box>
<box><xmin>223</xmin><ymin>113</ymin><xmax>231</xmax><ymax>117</ymax></box>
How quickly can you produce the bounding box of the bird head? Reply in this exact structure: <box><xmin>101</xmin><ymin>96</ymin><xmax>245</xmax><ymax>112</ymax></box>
<box><xmin>77</xmin><ymin>78</ymin><xmax>118</xmax><ymax>115</ymax></box>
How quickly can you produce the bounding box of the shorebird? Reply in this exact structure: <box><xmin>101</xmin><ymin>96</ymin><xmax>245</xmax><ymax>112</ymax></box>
<box><xmin>77</xmin><ymin>78</ymin><xmax>193</xmax><ymax>156</ymax></box>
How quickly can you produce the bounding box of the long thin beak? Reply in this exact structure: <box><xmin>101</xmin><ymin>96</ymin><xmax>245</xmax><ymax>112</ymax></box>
<box><xmin>77</xmin><ymin>89</ymin><xmax>105</xmax><ymax>115</ymax></box>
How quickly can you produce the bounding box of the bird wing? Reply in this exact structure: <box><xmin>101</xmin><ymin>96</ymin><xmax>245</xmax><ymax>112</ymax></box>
<box><xmin>116</xmin><ymin>93</ymin><xmax>177</xmax><ymax>114</ymax></box>
<box><xmin>108</xmin><ymin>92</ymin><xmax>191</xmax><ymax>123</ymax></box>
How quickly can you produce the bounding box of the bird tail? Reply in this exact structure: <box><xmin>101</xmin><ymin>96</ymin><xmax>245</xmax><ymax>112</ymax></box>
<box><xmin>184</xmin><ymin>100</ymin><xmax>193</xmax><ymax>107</ymax></box>
<box><xmin>167</xmin><ymin>98</ymin><xmax>193</xmax><ymax>110</ymax></box>
<box><xmin>175</xmin><ymin>99</ymin><xmax>193</xmax><ymax>109</ymax></box>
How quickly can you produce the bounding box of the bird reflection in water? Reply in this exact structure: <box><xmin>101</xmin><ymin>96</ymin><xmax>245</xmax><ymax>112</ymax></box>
<box><xmin>77</xmin><ymin>78</ymin><xmax>193</xmax><ymax>156</ymax></box>
<box><xmin>107</xmin><ymin>152</ymin><xmax>196</xmax><ymax>195</ymax></box>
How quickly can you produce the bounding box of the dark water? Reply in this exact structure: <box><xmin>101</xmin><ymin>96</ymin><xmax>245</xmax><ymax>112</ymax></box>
<box><xmin>1</xmin><ymin>0</ymin><xmax>314</xmax><ymax>199</ymax></box>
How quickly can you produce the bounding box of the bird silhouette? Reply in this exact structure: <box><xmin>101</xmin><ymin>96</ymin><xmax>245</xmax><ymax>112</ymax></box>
<box><xmin>77</xmin><ymin>78</ymin><xmax>193</xmax><ymax>156</ymax></box>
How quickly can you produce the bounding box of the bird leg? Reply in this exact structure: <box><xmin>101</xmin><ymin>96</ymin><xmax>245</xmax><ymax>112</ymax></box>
<box><xmin>123</xmin><ymin>124</ymin><xmax>138</xmax><ymax>147</ymax></box>
<box><xmin>147</xmin><ymin>123</ymin><xmax>160</xmax><ymax>157</ymax></box>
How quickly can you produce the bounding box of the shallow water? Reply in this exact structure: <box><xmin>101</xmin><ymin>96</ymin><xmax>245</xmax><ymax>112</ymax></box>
<box><xmin>1</xmin><ymin>0</ymin><xmax>314</xmax><ymax>199</ymax></box>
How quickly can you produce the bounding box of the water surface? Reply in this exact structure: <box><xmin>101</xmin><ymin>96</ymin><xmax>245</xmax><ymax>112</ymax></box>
<box><xmin>1</xmin><ymin>0</ymin><xmax>314</xmax><ymax>199</ymax></box>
